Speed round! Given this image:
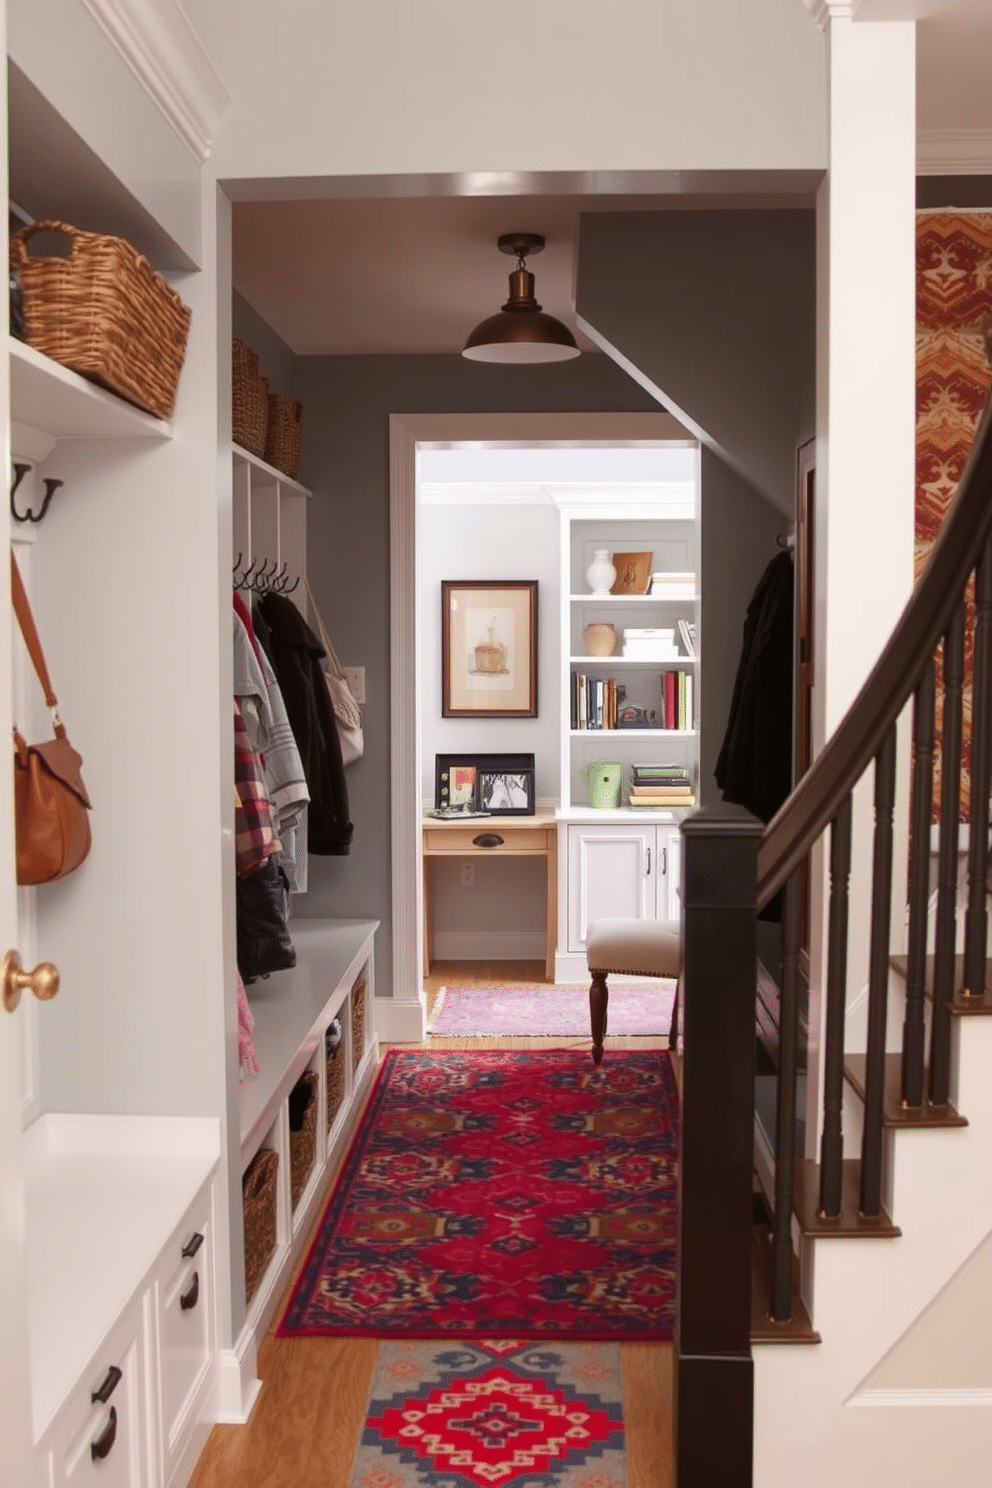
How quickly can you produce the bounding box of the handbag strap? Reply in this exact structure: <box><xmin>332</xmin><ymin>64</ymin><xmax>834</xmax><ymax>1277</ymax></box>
<box><xmin>10</xmin><ymin>549</ymin><xmax>64</xmax><ymax>733</ymax></box>
<box><xmin>303</xmin><ymin>575</ymin><xmax>347</xmax><ymax>681</ymax></box>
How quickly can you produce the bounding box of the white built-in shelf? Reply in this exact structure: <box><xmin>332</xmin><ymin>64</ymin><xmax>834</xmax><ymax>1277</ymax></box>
<box><xmin>233</xmin><ymin>441</ymin><xmax>312</xmax><ymax>497</ymax></box>
<box><xmin>570</xmin><ymin>592</ymin><xmax>698</xmax><ymax>604</ymax></box>
<box><xmin>10</xmin><ymin>338</ymin><xmax>173</xmax><ymax>460</ymax></box>
<box><xmin>569</xmin><ymin>728</ymin><xmax>698</xmax><ymax>739</ymax></box>
<box><xmin>571</xmin><ymin>654</ymin><xmax>698</xmax><ymax>665</ymax></box>
<box><xmin>239</xmin><ymin>917</ymin><xmax>378</xmax><ymax>1162</ymax></box>
<box><xmin>24</xmin><ymin>1113</ymin><xmax>220</xmax><ymax>1441</ymax></box>
<box><xmin>556</xmin><ymin>805</ymin><xmax>685</xmax><ymax>822</ymax></box>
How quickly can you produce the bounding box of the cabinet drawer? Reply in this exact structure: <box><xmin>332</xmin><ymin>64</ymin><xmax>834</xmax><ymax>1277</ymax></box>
<box><xmin>154</xmin><ymin>1201</ymin><xmax>215</xmax><ymax>1475</ymax></box>
<box><xmin>424</xmin><ymin>826</ymin><xmax>548</xmax><ymax>854</ymax></box>
<box><xmin>46</xmin><ymin>1310</ymin><xmax>146</xmax><ymax>1488</ymax></box>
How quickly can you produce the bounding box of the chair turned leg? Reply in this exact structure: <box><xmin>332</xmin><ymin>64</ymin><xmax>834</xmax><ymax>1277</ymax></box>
<box><xmin>589</xmin><ymin>970</ymin><xmax>609</xmax><ymax>1065</ymax></box>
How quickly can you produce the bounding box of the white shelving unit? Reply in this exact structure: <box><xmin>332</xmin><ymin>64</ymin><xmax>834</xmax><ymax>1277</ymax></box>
<box><xmin>555</xmin><ymin>480</ymin><xmax>700</xmax><ymax>980</ymax></box>
<box><xmin>237</xmin><ymin>918</ymin><xmax>378</xmax><ymax>1349</ymax></box>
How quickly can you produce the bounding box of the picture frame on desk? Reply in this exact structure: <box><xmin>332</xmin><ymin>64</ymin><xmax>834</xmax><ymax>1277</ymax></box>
<box><xmin>435</xmin><ymin>752</ymin><xmax>536</xmax><ymax>815</ymax></box>
<box><xmin>441</xmin><ymin>579</ymin><xmax>538</xmax><ymax>717</ymax></box>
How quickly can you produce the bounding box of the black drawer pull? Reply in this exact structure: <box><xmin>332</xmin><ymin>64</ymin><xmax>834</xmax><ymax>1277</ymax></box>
<box><xmin>90</xmin><ymin>1406</ymin><xmax>117</xmax><ymax>1461</ymax></box>
<box><xmin>90</xmin><ymin>1366</ymin><xmax>122</xmax><ymax>1405</ymax></box>
<box><xmin>180</xmin><ymin>1272</ymin><xmax>200</xmax><ymax>1311</ymax></box>
<box><xmin>472</xmin><ymin>833</ymin><xmax>504</xmax><ymax>848</ymax></box>
<box><xmin>181</xmin><ymin>1231</ymin><xmax>204</xmax><ymax>1259</ymax></box>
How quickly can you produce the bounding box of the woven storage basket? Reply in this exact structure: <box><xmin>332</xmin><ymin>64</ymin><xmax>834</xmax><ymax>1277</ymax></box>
<box><xmin>263</xmin><ymin>394</ymin><xmax>303</xmax><ymax>479</ymax></box>
<box><xmin>351</xmin><ymin>976</ymin><xmax>367</xmax><ymax>1072</ymax></box>
<box><xmin>11</xmin><ymin>219</ymin><xmax>191</xmax><ymax>420</ymax></box>
<box><xmin>326</xmin><ymin>1042</ymin><xmax>345</xmax><ymax>1132</ymax></box>
<box><xmin>232</xmin><ymin>339</ymin><xmax>268</xmax><ymax>458</ymax></box>
<box><xmin>289</xmin><ymin>1070</ymin><xmax>319</xmax><ymax>1212</ymax></box>
<box><xmin>242</xmin><ymin>1146</ymin><xmax>278</xmax><ymax>1306</ymax></box>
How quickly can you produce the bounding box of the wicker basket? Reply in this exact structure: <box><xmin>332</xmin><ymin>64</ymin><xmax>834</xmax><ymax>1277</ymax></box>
<box><xmin>289</xmin><ymin>1070</ymin><xmax>319</xmax><ymax>1212</ymax></box>
<box><xmin>232</xmin><ymin>339</ymin><xmax>268</xmax><ymax>457</ymax></box>
<box><xmin>351</xmin><ymin>976</ymin><xmax>367</xmax><ymax>1072</ymax></box>
<box><xmin>263</xmin><ymin>394</ymin><xmax>303</xmax><ymax>479</ymax></box>
<box><xmin>326</xmin><ymin>1041</ymin><xmax>345</xmax><ymax>1132</ymax></box>
<box><xmin>242</xmin><ymin>1146</ymin><xmax>279</xmax><ymax>1306</ymax></box>
<box><xmin>11</xmin><ymin>219</ymin><xmax>191</xmax><ymax>420</ymax></box>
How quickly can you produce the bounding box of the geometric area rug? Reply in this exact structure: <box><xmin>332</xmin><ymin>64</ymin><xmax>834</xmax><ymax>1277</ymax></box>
<box><xmin>279</xmin><ymin>1047</ymin><xmax>678</xmax><ymax>1341</ymax></box>
<box><xmin>347</xmin><ymin>1337</ymin><xmax>626</xmax><ymax>1488</ymax></box>
<box><xmin>429</xmin><ymin>982</ymin><xmax>677</xmax><ymax>1037</ymax></box>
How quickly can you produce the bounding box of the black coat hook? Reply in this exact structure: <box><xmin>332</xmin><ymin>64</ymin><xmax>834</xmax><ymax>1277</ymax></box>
<box><xmin>11</xmin><ymin>464</ymin><xmax>63</xmax><ymax>524</ymax></box>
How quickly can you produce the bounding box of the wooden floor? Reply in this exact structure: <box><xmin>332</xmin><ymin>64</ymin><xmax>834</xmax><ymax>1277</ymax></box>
<box><xmin>188</xmin><ymin>961</ymin><xmax>675</xmax><ymax>1488</ymax></box>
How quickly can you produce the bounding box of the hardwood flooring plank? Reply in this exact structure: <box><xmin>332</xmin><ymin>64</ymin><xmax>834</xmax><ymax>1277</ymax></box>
<box><xmin>623</xmin><ymin>1341</ymin><xmax>674</xmax><ymax>1488</ymax></box>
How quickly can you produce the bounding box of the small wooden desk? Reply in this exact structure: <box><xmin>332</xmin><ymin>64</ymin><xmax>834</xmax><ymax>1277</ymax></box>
<box><xmin>422</xmin><ymin>811</ymin><xmax>558</xmax><ymax>980</ymax></box>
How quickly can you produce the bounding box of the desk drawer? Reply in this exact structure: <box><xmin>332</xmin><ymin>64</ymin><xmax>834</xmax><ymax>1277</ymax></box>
<box><xmin>424</xmin><ymin>826</ymin><xmax>548</xmax><ymax>854</ymax></box>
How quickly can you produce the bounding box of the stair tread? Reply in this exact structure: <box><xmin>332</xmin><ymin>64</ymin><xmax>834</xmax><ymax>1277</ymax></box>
<box><xmin>890</xmin><ymin>953</ymin><xmax>992</xmax><ymax>1012</ymax></box>
<box><xmin>843</xmin><ymin>1052</ymin><xmax>968</xmax><ymax>1128</ymax></box>
<box><xmin>750</xmin><ymin>1222</ymin><xmax>820</xmax><ymax>1345</ymax></box>
<box><xmin>792</xmin><ymin>1159</ymin><xmax>901</xmax><ymax>1239</ymax></box>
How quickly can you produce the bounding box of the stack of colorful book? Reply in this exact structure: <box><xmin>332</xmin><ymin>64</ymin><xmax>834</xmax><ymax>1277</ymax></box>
<box><xmin>628</xmin><ymin>762</ymin><xmax>696</xmax><ymax>809</ymax></box>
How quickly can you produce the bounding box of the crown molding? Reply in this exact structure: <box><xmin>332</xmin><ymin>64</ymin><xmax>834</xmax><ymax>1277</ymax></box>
<box><xmin>917</xmin><ymin>129</ymin><xmax>992</xmax><ymax>176</ymax></box>
<box><xmin>80</xmin><ymin>0</ymin><xmax>231</xmax><ymax>162</ymax></box>
<box><xmin>801</xmin><ymin>0</ymin><xmax>861</xmax><ymax>28</ymax></box>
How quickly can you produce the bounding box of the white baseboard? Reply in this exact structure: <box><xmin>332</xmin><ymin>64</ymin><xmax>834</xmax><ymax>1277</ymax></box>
<box><xmin>374</xmin><ymin>993</ymin><xmax>426</xmax><ymax>1043</ymax></box>
<box><xmin>215</xmin><ymin>1337</ymin><xmax>261</xmax><ymax>1424</ymax></box>
<box><xmin>433</xmin><ymin>930</ymin><xmax>546</xmax><ymax>961</ymax></box>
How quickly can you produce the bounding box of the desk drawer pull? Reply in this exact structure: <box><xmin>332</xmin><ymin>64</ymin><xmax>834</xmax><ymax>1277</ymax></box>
<box><xmin>472</xmin><ymin>833</ymin><xmax>504</xmax><ymax>848</ymax></box>
<box><xmin>90</xmin><ymin>1406</ymin><xmax>117</xmax><ymax>1461</ymax></box>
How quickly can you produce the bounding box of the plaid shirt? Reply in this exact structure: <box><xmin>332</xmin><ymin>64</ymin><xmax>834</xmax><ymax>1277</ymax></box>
<box><xmin>234</xmin><ymin>698</ymin><xmax>281</xmax><ymax>876</ymax></box>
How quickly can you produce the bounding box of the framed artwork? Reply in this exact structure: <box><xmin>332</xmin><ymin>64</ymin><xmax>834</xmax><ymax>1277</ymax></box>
<box><xmin>434</xmin><ymin>753</ymin><xmax>536</xmax><ymax>816</ymax></box>
<box><xmin>441</xmin><ymin>580</ymin><xmax>538</xmax><ymax>718</ymax></box>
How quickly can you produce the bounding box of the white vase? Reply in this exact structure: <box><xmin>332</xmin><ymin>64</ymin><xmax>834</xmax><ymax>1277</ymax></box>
<box><xmin>586</xmin><ymin>549</ymin><xmax>616</xmax><ymax>596</ymax></box>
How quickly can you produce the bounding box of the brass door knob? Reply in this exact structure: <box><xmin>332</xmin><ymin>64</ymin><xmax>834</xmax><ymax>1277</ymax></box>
<box><xmin>1</xmin><ymin>949</ymin><xmax>60</xmax><ymax>1013</ymax></box>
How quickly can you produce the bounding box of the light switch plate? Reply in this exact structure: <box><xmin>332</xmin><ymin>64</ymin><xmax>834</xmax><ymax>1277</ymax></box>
<box><xmin>343</xmin><ymin>666</ymin><xmax>365</xmax><ymax>704</ymax></box>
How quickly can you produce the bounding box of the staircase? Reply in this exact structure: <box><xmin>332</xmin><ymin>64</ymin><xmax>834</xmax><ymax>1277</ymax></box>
<box><xmin>674</xmin><ymin>389</ymin><xmax>992</xmax><ymax>1487</ymax></box>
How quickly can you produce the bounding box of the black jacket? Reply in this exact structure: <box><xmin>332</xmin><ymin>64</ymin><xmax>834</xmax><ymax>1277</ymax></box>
<box><xmin>715</xmin><ymin>549</ymin><xmax>794</xmax><ymax>825</ymax></box>
<box><xmin>257</xmin><ymin>591</ymin><xmax>353</xmax><ymax>855</ymax></box>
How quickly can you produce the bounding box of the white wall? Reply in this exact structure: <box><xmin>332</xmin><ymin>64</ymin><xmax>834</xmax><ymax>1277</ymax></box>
<box><xmin>183</xmin><ymin>0</ymin><xmax>826</xmax><ymax>184</ymax></box>
<box><xmin>419</xmin><ymin>501</ymin><xmax>561</xmax><ymax>805</ymax></box>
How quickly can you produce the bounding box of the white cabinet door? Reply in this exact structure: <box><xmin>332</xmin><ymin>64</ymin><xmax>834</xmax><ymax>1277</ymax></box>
<box><xmin>0</xmin><ymin>41</ymin><xmax>38</xmax><ymax>1474</ymax></box>
<box><xmin>566</xmin><ymin>824</ymin><xmax>654</xmax><ymax>952</ymax></box>
<box><xmin>656</xmin><ymin>825</ymin><xmax>682</xmax><ymax>922</ymax></box>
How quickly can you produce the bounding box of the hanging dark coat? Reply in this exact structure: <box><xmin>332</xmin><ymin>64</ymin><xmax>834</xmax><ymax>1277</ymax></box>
<box><xmin>257</xmin><ymin>590</ymin><xmax>353</xmax><ymax>855</ymax></box>
<box><xmin>715</xmin><ymin>549</ymin><xmax>794</xmax><ymax>825</ymax></box>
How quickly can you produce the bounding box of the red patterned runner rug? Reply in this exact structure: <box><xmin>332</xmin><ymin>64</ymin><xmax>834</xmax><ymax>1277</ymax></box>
<box><xmin>279</xmin><ymin>1048</ymin><xmax>678</xmax><ymax>1339</ymax></box>
<box><xmin>347</xmin><ymin>1339</ymin><xmax>625</xmax><ymax>1488</ymax></box>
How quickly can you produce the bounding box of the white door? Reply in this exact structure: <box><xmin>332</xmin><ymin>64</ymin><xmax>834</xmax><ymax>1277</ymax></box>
<box><xmin>566</xmin><ymin>823</ymin><xmax>654</xmax><ymax>952</ymax></box>
<box><xmin>0</xmin><ymin>25</ymin><xmax>38</xmax><ymax>1464</ymax></box>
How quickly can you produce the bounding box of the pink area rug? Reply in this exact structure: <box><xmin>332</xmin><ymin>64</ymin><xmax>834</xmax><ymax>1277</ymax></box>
<box><xmin>428</xmin><ymin>982</ymin><xmax>675</xmax><ymax>1037</ymax></box>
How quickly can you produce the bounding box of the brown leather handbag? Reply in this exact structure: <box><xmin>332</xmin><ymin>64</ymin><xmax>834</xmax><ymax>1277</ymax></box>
<box><xmin>11</xmin><ymin>551</ymin><xmax>91</xmax><ymax>885</ymax></box>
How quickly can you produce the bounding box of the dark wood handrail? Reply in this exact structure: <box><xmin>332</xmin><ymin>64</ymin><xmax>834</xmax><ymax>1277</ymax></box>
<box><xmin>757</xmin><ymin>389</ymin><xmax>992</xmax><ymax>907</ymax></box>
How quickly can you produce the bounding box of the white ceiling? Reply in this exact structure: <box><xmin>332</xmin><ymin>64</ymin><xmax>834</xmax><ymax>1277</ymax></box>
<box><xmin>231</xmin><ymin>9</ymin><xmax>992</xmax><ymax>359</ymax></box>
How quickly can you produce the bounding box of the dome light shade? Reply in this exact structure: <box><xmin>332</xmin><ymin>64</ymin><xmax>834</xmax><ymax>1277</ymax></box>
<box><xmin>462</xmin><ymin>233</ymin><xmax>580</xmax><ymax>364</ymax></box>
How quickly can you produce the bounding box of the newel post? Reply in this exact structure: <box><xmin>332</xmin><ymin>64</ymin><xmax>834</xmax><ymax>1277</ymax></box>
<box><xmin>675</xmin><ymin>807</ymin><xmax>761</xmax><ymax>1488</ymax></box>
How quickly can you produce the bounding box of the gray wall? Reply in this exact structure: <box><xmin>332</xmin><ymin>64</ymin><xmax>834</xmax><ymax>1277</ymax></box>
<box><xmin>575</xmin><ymin>210</ymin><xmax>816</xmax><ymax>514</ymax></box>
<box><xmin>233</xmin><ymin>290</ymin><xmax>299</xmax><ymax>400</ymax></box>
<box><xmin>699</xmin><ymin>448</ymin><xmax>785</xmax><ymax>808</ymax></box>
<box><xmin>294</xmin><ymin>353</ymin><xmax>661</xmax><ymax>995</ymax></box>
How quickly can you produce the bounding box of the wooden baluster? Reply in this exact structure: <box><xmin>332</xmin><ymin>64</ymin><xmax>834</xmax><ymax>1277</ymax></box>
<box><xmin>963</xmin><ymin>532</ymin><xmax>992</xmax><ymax>1000</ymax></box>
<box><xmin>902</xmin><ymin>659</ymin><xmax>935</xmax><ymax>1107</ymax></box>
<box><xmin>860</xmin><ymin>725</ymin><xmax>897</xmax><ymax>1217</ymax></box>
<box><xmin>771</xmin><ymin>871</ymin><xmax>801</xmax><ymax>1321</ymax></box>
<box><xmin>819</xmin><ymin>795</ymin><xmax>853</xmax><ymax>1217</ymax></box>
<box><xmin>930</xmin><ymin>607</ymin><xmax>964</xmax><ymax>1106</ymax></box>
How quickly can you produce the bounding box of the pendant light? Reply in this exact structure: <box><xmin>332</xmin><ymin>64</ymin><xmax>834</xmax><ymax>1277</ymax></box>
<box><xmin>462</xmin><ymin>233</ymin><xmax>581</xmax><ymax>364</ymax></box>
